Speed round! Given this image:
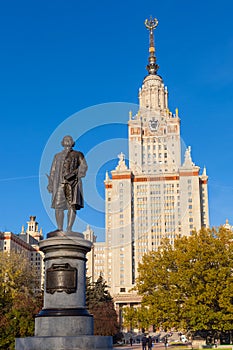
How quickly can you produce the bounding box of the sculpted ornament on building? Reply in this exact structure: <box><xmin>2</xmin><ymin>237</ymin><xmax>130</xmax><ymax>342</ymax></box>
<box><xmin>148</xmin><ymin>118</ymin><xmax>159</xmax><ymax>132</ymax></box>
<box><xmin>115</xmin><ymin>152</ymin><xmax>128</xmax><ymax>171</ymax></box>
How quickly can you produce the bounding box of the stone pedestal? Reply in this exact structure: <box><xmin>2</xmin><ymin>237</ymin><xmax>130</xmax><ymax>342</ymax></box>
<box><xmin>15</xmin><ymin>232</ymin><xmax>112</xmax><ymax>350</ymax></box>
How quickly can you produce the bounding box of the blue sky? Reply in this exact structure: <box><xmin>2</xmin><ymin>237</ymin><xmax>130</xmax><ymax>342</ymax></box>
<box><xmin>0</xmin><ymin>0</ymin><xmax>233</xmax><ymax>241</ymax></box>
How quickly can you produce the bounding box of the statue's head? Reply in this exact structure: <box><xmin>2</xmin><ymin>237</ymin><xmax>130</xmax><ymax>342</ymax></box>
<box><xmin>61</xmin><ymin>135</ymin><xmax>75</xmax><ymax>148</ymax></box>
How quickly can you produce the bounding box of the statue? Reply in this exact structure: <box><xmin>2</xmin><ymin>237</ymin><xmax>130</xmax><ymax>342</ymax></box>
<box><xmin>116</xmin><ymin>152</ymin><xmax>128</xmax><ymax>171</ymax></box>
<box><xmin>47</xmin><ymin>135</ymin><xmax>88</xmax><ymax>232</ymax></box>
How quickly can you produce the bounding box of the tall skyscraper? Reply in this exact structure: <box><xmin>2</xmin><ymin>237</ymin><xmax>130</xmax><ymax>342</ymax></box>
<box><xmin>84</xmin><ymin>18</ymin><xmax>209</xmax><ymax>314</ymax></box>
<box><xmin>102</xmin><ymin>18</ymin><xmax>209</xmax><ymax>302</ymax></box>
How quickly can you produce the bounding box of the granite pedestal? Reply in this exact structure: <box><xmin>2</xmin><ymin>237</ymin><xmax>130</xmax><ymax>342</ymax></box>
<box><xmin>15</xmin><ymin>231</ymin><xmax>112</xmax><ymax>350</ymax></box>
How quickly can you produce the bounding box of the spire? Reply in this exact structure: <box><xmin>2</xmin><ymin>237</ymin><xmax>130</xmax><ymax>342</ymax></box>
<box><xmin>145</xmin><ymin>16</ymin><xmax>159</xmax><ymax>75</ymax></box>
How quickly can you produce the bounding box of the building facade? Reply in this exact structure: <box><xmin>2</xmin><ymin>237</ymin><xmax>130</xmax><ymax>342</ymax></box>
<box><xmin>223</xmin><ymin>219</ymin><xmax>233</xmax><ymax>231</ymax></box>
<box><xmin>84</xmin><ymin>225</ymin><xmax>107</xmax><ymax>283</ymax></box>
<box><xmin>0</xmin><ymin>216</ymin><xmax>44</xmax><ymax>289</ymax></box>
<box><xmin>102</xmin><ymin>18</ymin><xmax>209</xmax><ymax>300</ymax></box>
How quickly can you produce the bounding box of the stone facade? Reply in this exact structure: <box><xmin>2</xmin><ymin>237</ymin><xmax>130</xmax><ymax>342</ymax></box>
<box><xmin>0</xmin><ymin>216</ymin><xmax>44</xmax><ymax>289</ymax></box>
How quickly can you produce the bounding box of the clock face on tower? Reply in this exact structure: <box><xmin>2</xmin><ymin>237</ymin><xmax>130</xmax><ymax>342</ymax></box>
<box><xmin>148</xmin><ymin>118</ymin><xmax>159</xmax><ymax>132</ymax></box>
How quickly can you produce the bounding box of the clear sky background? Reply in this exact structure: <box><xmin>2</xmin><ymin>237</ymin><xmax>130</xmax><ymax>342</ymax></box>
<box><xmin>0</xmin><ymin>0</ymin><xmax>233</xmax><ymax>241</ymax></box>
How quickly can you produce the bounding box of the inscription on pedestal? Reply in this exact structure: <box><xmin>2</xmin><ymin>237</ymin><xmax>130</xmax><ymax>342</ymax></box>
<box><xmin>46</xmin><ymin>263</ymin><xmax>77</xmax><ymax>294</ymax></box>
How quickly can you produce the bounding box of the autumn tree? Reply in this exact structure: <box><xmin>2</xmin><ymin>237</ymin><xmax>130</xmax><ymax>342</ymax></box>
<box><xmin>134</xmin><ymin>227</ymin><xmax>233</xmax><ymax>340</ymax></box>
<box><xmin>0</xmin><ymin>251</ymin><xmax>42</xmax><ymax>350</ymax></box>
<box><xmin>123</xmin><ymin>306</ymin><xmax>151</xmax><ymax>332</ymax></box>
<box><xmin>86</xmin><ymin>275</ymin><xmax>120</xmax><ymax>336</ymax></box>
<box><xmin>122</xmin><ymin>306</ymin><xmax>138</xmax><ymax>331</ymax></box>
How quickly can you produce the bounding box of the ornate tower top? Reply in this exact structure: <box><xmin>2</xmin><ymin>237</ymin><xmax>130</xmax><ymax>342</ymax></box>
<box><xmin>145</xmin><ymin>16</ymin><xmax>159</xmax><ymax>75</ymax></box>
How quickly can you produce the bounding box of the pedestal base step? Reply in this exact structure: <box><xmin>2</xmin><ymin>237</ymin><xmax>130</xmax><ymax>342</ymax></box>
<box><xmin>15</xmin><ymin>335</ymin><xmax>113</xmax><ymax>350</ymax></box>
<box><xmin>35</xmin><ymin>313</ymin><xmax>94</xmax><ymax>336</ymax></box>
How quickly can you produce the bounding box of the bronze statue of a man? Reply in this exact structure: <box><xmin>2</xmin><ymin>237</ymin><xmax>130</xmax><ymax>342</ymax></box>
<box><xmin>47</xmin><ymin>135</ymin><xmax>88</xmax><ymax>232</ymax></box>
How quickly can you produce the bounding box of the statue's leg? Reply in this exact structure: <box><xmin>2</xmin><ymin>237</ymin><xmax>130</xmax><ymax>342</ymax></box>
<box><xmin>67</xmin><ymin>207</ymin><xmax>76</xmax><ymax>232</ymax></box>
<box><xmin>55</xmin><ymin>209</ymin><xmax>64</xmax><ymax>231</ymax></box>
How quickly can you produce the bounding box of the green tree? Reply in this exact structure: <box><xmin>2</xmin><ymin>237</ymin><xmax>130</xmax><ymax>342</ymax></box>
<box><xmin>86</xmin><ymin>275</ymin><xmax>120</xmax><ymax>336</ymax></box>
<box><xmin>137</xmin><ymin>307</ymin><xmax>151</xmax><ymax>332</ymax></box>
<box><xmin>122</xmin><ymin>307</ymin><xmax>138</xmax><ymax>331</ymax></box>
<box><xmin>0</xmin><ymin>251</ymin><xmax>42</xmax><ymax>350</ymax></box>
<box><xmin>134</xmin><ymin>227</ymin><xmax>233</xmax><ymax>340</ymax></box>
<box><xmin>123</xmin><ymin>306</ymin><xmax>152</xmax><ymax>332</ymax></box>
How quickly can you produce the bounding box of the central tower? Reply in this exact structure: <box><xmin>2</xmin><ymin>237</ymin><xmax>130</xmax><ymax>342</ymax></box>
<box><xmin>129</xmin><ymin>17</ymin><xmax>180</xmax><ymax>175</ymax></box>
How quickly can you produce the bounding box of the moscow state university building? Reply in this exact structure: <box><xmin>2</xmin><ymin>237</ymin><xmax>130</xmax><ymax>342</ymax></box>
<box><xmin>90</xmin><ymin>19</ymin><xmax>209</xmax><ymax>304</ymax></box>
